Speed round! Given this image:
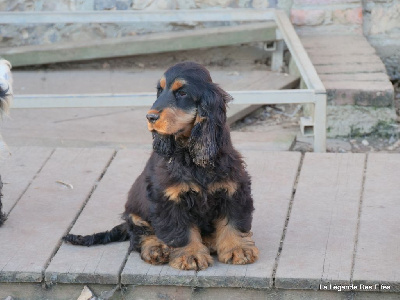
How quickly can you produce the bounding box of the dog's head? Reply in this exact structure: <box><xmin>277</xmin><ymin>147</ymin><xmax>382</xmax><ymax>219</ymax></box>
<box><xmin>147</xmin><ymin>62</ymin><xmax>232</xmax><ymax>167</ymax></box>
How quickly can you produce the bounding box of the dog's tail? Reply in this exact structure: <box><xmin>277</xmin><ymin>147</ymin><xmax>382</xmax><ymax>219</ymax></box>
<box><xmin>0</xmin><ymin>59</ymin><xmax>13</xmax><ymax>116</ymax></box>
<box><xmin>63</xmin><ymin>222</ymin><xmax>130</xmax><ymax>246</ymax></box>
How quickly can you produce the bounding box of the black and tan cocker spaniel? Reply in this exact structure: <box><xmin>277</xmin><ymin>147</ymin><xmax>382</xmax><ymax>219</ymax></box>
<box><xmin>64</xmin><ymin>62</ymin><xmax>259</xmax><ymax>270</ymax></box>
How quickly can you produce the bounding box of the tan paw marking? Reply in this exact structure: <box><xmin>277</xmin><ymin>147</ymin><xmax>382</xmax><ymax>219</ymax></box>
<box><xmin>141</xmin><ymin>236</ymin><xmax>170</xmax><ymax>265</ymax></box>
<box><xmin>215</xmin><ymin>218</ymin><xmax>259</xmax><ymax>265</ymax></box>
<box><xmin>169</xmin><ymin>227</ymin><xmax>213</xmax><ymax>271</ymax></box>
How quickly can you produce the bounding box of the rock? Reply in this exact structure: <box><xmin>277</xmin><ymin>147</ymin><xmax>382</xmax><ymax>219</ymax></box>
<box><xmin>94</xmin><ymin>0</ymin><xmax>116</xmax><ymax>10</ymax></box>
<box><xmin>77</xmin><ymin>285</ymin><xmax>96</xmax><ymax>300</ymax></box>
<box><xmin>252</xmin><ymin>0</ymin><xmax>269</xmax><ymax>9</ymax></box>
<box><xmin>362</xmin><ymin>139</ymin><xmax>369</xmax><ymax>146</ymax></box>
<box><xmin>387</xmin><ymin>140</ymin><xmax>400</xmax><ymax>151</ymax></box>
<box><xmin>116</xmin><ymin>0</ymin><xmax>131</xmax><ymax>10</ymax></box>
<box><xmin>290</xmin><ymin>9</ymin><xmax>325</xmax><ymax>26</ymax></box>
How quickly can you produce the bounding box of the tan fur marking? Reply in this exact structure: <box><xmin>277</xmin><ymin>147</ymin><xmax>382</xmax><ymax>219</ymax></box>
<box><xmin>164</xmin><ymin>182</ymin><xmax>200</xmax><ymax>202</ymax></box>
<box><xmin>169</xmin><ymin>227</ymin><xmax>213</xmax><ymax>271</ymax></box>
<box><xmin>202</xmin><ymin>233</ymin><xmax>217</xmax><ymax>254</ymax></box>
<box><xmin>215</xmin><ymin>218</ymin><xmax>259</xmax><ymax>265</ymax></box>
<box><xmin>208</xmin><ymin>181</ymin><xmax>238</xmax><ymax>197</ymax></box>
<box><xmin>159</xmin><ymin>76</ymin><xmax>166</xmax><ymax>89</ymax></box>
<box><xmin>194</xmin><ymin>114</ymin><xmax>205</xmax><ymax>125</ymax></box>
<box><xmin>148</xmin><ymin>107</ymin><xmax>196</xmax><ymax>136</ymax></box>
<box><xmin>130</xmin><ymin>213</ymin><xmax>150</xmax><ymax>227</ymax></box>
<box><xmin>170</xmin><ymin>79</ymin><xmax>187</xmax><ymax>91</ymax></box>
<box><xmin>141</xmin><ymin>235</ymin><xmax>170</xmax><ymax>265</ymax></box>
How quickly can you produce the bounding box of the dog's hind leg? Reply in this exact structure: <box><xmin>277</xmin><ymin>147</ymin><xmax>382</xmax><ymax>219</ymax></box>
<box><xmin>127</xmin><ymin>213</ymin><xmax>170</xmax><ymax>265</ymax></box>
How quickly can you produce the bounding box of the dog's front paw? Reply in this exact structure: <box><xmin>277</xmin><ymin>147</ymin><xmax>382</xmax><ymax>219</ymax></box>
<box><xmin>216</xmin><ymin>229</ymin><xmax>259</xmax><ymax>265</ymax></box>
<box><xmin>169</xmin><ymin>249</ymin><xmax>213</xmax><ymax>271</ymax></box>
<box><xmin>218</xmin><ymin>244</ymin><xmax>259</xmax><ymax>265</ymax></box>
<box><xmin>140</xmin><ymin>236</ymin><xmax>170</xmax><ymax>265</ymax></box>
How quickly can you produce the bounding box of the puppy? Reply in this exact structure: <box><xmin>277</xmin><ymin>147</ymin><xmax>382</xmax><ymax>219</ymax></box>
<box><xmin>64</xmin><ymin>62</ymin><xmax>259</xmax><ymax>270</ymax></box>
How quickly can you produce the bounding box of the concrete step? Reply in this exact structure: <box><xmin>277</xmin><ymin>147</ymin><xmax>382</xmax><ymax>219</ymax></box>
<box><xmin>300</xmin><ymin>35</ymin><xmax>394</xmax><ymax>107</ymax></box>
<box><xmin>1</xmin><ymin>148</ymin><xmax>400</xmax><ymax>299</ymax></box>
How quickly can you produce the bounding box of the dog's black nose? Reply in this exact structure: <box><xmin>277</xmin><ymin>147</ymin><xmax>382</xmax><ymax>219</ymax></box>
<box><xmin>146</xmin><ymin>113</ymin><xmax>160</xmax><ymax>123</ymax></box>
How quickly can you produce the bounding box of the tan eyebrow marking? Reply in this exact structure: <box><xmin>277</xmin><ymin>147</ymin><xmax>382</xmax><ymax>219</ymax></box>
<box><xmin>159</xmin><ymin>76</ymin><xmax>166</xmax><ymax>89</ymax></box>
<box><xmin>170</xmin><ymin>79</ymin><xmax>187</xmax><ymax>91</ymax></box>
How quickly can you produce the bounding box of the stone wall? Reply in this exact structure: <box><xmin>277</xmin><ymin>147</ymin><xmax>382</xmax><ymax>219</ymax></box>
<box><xmin>362</xmin><ymin>0</ymin><xmax>400</xmax><ymax>79</ymax></box>
<box><xmin>0</xmin><ymin>0</ymin><xmax>398</xmax><ymax>79</ymax></box>
<box><xmin>290</xmin><ymin>0</ymin><xmax>363</xmax><ymax>35</ymax></box>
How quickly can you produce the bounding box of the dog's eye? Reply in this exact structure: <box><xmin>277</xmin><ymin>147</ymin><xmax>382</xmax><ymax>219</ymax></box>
<box><xmin>177</xmin><ymin>90</ymin><xmax>187</xmax><ymax>97</ymax></box>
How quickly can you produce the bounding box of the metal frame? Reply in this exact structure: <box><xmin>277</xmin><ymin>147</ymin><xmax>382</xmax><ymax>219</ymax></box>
<box><xmin>0</xmin><ymin>9</ymin><xmax>326</xmax><ymax>152</ymax></box>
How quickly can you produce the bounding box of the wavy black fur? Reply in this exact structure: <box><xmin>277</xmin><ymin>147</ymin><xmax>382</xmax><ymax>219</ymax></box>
<box><xmin>0</xmin><ymin>175</ymin><xmax>6</xmax><ymax>226</ymax></box>
<box><xmin>63</xmin><ymin>62</ymin><xmax>255</xmax><ymax>260</ymax></box>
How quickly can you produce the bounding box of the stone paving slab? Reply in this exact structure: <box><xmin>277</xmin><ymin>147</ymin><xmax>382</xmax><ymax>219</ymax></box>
<box><xmin>353</xmin><ymin>154</ymin><xmax>400</xmax><ymax>292</ymax></box>
<box><xmin>45</xmin><ymin>149</ymin><xmax>150</xmax><ymax>285</ymax></box>
<box><xmin>121</xmin><ymin>151</ymin><xmax>301</xmax><ymax>288</ymax></box>
<box><xmin>275</xmin><ymin>153</ymin><xmax>366</xmax><ymax>289</ymax></box>
<box><xmin>0</xmin><ymin>148</ymin><xmax>114</xmax><ymax>282</ymax></box>
<box><xmin>0</xmin><ymin>147</ymin><xmax>53</xmax><ymax>214</ymax></box>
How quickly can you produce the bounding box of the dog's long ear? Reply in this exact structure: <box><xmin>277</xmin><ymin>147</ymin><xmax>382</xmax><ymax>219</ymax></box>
<box><xmin>188</xmin><ymin>84</ymin><xmax>232</xmax><ymax>168</ymax></box>
<box><xmin>152</xmin><ymin>132</ymin><xmax>176</xmax><ymax>158</ymax></box>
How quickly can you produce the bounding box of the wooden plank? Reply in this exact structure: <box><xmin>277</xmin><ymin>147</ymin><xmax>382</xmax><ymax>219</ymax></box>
<box><xmin>319</xmin><ymin>73</ymin><xmax>390</xmax><ymax>82</ymax></box>
<box><xmin>275</xmin><ymin>153</ymin><xmax>365</xmax><ymax>289</ymax></box>
<box><xmin>232</xmin><ymin>130</ymin><xmax>297</xmax><ymax>152</ymax></box>
<box><xmin>300</xmin><ymin>36</ymin><xmax>370</xmax><ymax>49</ymax></box>
<box><xmin>196</xmin><ymin>151</ymin><xmax>301</xmax><ymax>288</ymax></box>
<box><xmin>0</xmin><ymin>9</ymin><xmax>275</xmax><ymax>24</ymax></box>
<box><xmin>227</xmin><ymin>72</ymin><xmax>300</xmax><ymax>124</ymax></box>
<box><xmin>121</xmin><ymin>151</ymin><xmax>301</xmax><ymax>288</ymax></box>
<box><xmin>2</xmin><ymin>23</ymin><xmax>276</xmax><ymax>67</ymax></box>
<box><xmin>12</xmin><ymin>69</ymin><xmax>299</xmax><ymax>95</ymax></box>
<box><xmin>310</xmin><ymin>55</ymin><xmax>383</xmax><ymax>66</ymax></box>
<box><xmin>0</xmin><ymin>147</ymin><xmax>53</xmax><ymax>214</ymax></box>
<box><xmin>121</xmin><ymin>250</ymin><xmax>197</xmax><ymax>285</ymax></box>
<box><xmin>45</xmin><ymin>149</ymin><xmax>150</xmax><ymax>285</ymax></box>
<box><xmin>0</xmin><ymin>148</ymin><xmax>114</xmax><ymax>282</ymax></box>
<box><xmin>12</xmin><ymin>90</ymin><xmax>317</xmax><ymax>109</ymax></box>
<box><xmin>314</xmin><ymin>64</ymin><xmax>387</xmax><ymax>75</ymax></box>
<box><xmin>305</xmin><ymin>47</ymin><xmax>376</xmax><ymax>57</ymax></box>
<box><xmin>353</xmin><ymin>154</ymin><xmax>400</xmax><ymax>292</ymax></box>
